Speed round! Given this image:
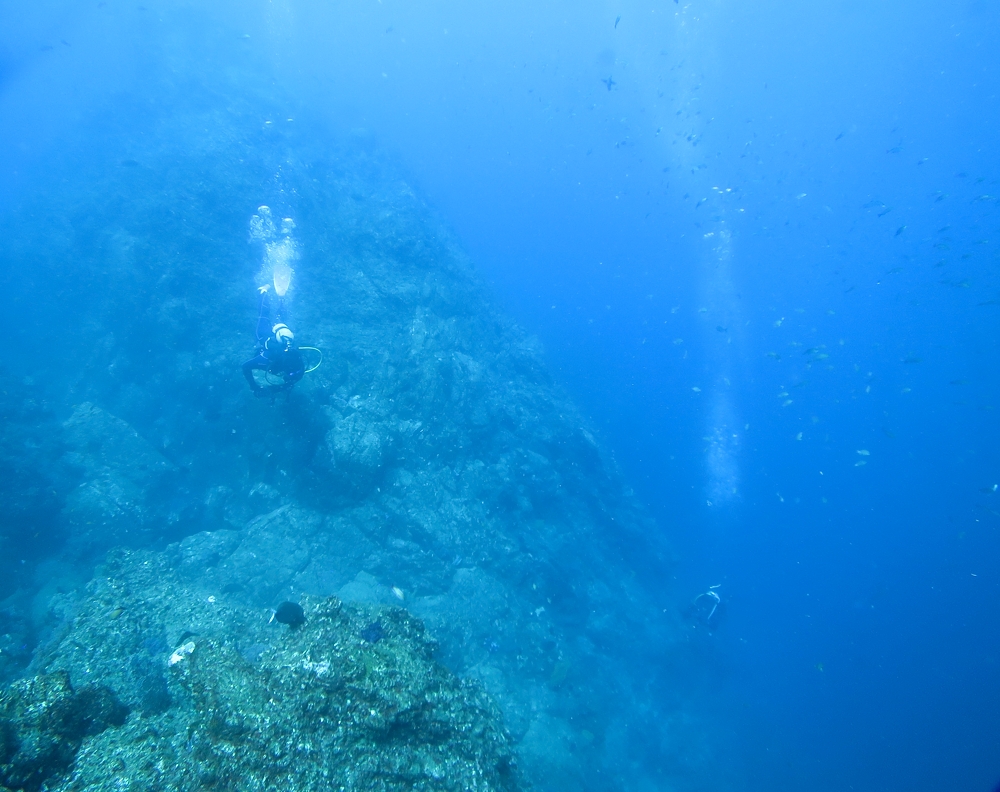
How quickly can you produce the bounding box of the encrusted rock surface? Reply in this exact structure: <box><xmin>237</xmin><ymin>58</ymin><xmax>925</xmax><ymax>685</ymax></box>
<box><xmin>20</xmin><ymin>548</ymin><xmax>522</xmax><ymax>792</ymax></box>
<box><xmin>0</xmin><ymin>671</ymin><xmax>127</xmax><ymax>792</ymax></box>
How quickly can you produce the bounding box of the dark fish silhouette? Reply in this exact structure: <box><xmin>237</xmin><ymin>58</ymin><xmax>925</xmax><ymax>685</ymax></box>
<box><xmin>602</xmin><ymin>75</ymin><xmax>616</xmax><ymax>91</ymax></box>
<box><xmin>271</xmin><ymin>601</ymin><xmax>306</xmax><ymax>627</ymax></box>
<box><xmin>615</xmin><ymin>15</ymin><xmax>621</xmax><ymax>28</ymax></box>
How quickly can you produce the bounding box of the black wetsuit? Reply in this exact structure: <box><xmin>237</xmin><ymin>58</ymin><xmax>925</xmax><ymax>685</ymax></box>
<box><xmin>242</xmin><ymin>290</ymin><xmax>305</xmax><ymax>395</ymax></box>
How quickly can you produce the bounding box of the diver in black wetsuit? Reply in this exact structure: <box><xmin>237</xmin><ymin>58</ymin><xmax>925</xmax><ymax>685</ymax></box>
<box><xmin>242</xmin><ymin>285</ymin><xmax>305</xmax><ymax>397</ymax></box>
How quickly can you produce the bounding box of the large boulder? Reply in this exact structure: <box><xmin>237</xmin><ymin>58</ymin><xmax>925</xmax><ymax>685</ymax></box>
<box><xmin>0</xmin><ymin>671</ymin><xmax>127</xmax><ymax>792</ymax></box>
<box><xmin>60</xmin><ymin>403</ymin><xmax>177</xmax><ymax>554</ymax></box>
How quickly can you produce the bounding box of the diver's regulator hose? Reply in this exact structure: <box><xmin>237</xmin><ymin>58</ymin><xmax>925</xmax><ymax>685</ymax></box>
<box><xmin>261</xmin><ymin>346</ymin><xmax>323</xmax><ymax>386</ymax></box>
<box><xmin>299</xmin><ymin>346</ymin><xmax>323</xmax><ymax>373</ymax></box>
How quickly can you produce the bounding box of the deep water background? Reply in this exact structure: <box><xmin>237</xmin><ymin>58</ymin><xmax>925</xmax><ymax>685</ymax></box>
<box><xmin>1</xmin><ymin>1</ymin><xmax>999</xmax><ymax>791</ymax></box>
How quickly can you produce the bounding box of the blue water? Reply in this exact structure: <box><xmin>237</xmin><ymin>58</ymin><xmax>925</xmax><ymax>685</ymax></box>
<box><xmin>2</xmin><ymin>1</ymin><xmax>998</xmax><ymax>790</ymax></box>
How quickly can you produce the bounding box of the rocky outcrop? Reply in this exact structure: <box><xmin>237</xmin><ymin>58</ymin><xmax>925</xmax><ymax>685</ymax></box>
<box><xmin>25</xmin><ymin>548</ymin><xmax>522</xmax><ymax>792</ymax></box>
<box><xmin>60</xmin><ymin>403</ymin><xmax>177</xmax><ymax>554</ymax></box>
<box><xmin>0</xmin><ymin>671</ymin><xmax>127</xmax><ymax>792</ymax></box>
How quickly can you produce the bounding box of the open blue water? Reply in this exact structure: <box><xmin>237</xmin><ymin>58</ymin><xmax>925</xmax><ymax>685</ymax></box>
<box><xmin>2</xmin><ymin>1</ymin><xmax>998</xmax><ymax>790</ymax></box>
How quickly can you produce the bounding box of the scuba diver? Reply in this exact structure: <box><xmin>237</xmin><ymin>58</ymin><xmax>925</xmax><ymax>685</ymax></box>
<box><xmin>242</xmin><ymin>285</ymin><xmax>305</xmax><ymax>397</ymax></box>
<box><xmin>684</xmin><ymin>585</ymin><xmax>726</xmax><ymax>633</ymax></box>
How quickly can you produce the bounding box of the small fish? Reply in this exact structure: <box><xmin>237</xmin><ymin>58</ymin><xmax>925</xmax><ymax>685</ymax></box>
<box><xmin>109</xmin><ymin>607</ymin><xmax>126</xmax><ymax>620</ymax></box>
<box><xmin>878</xmin><ymin>208</ymin><xmax>893</xmax><ymax>217</ymax></box>
<box><xmin>615</xmin><ymin>15</ymin><xmax>621</xmax><ymax>28</ymax></box>
<box><xmin>979</xmin><ymin>484</ymin><xmax>998</xmax><ymax>494</ymax></box>
<box><xmin>895</xmin><ymin>225</ymin><xmax>906</xmax><ymax>236</ymax></box>
<box><xmin>902</xmin><ymin>355</ymin><xmax>922</xmax><ymax>364</ymax></box>
<box><xmin>716</xmin><ymin>325</ymin><xmax>727</xmax><ymax>332</ymax></box>
<box><xmin>949</xmin><ymin>379</ymin><xmax>969</xmax><ymax>385</ymax></box>
<box><xmin>835</xmin><ymin>133</ymin><xmax>844</xmax><ymax>141</ymax></box>
<box><xmin>391</xmin><ymin>586</ymin><xmax>405</xmax><ymax>600</ymax></box>
<box><xmin>886</xmin><ymin>146</ymin><xmax>902</xmax><ymax>154</ymax></box>
<box><xmin>691</xmin><ymin>386</ymin><xmax>701</xmax><ymax>393</ymax></box>
<box><xmin>601</xmin><ymin>75</ymin><xmax>616</xmax><ymax>91</ymax></box>
<box><xmin>857</xmin><ymin>450</ymin><xmax>870</xmax><ymax>456</ymax></box>
<box><xmin>766</xmin><ymin>352</ymin><xmax>781</xmax><ymax>360</ymax></box>
<box><xmin>270</xmin><ymin>601</ymin><xmax>306</xmax><ymax>627</ymax></box>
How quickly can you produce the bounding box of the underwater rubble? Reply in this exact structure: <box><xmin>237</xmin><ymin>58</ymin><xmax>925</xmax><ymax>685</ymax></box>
<box><xmin>0</xmin><ymin>89</ymin><xmax>701</xmax><ymax>790</ymax></box>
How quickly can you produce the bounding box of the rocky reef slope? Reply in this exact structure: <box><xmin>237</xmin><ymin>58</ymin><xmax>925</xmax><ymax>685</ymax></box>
<box><xmin>0</xmin><ymin>87</ymin><xmax>699</xmax><ymax>789</ymax></box>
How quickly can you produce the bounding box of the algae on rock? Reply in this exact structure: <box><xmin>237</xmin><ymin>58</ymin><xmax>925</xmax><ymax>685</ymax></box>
<box><xmin>24</xmin><ymin>548</ymin><xmax>523</xmax><ymax>792</ymax></box>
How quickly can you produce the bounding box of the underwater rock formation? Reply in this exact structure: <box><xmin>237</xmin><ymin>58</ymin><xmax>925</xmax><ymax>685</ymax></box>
<box><xmin>61</xmin><ymin>402</ymin><xmax>178</xmax><ymax>554</ymax></box>
<box><xmin>22</xmin><ymin>548</ymin><xmax>522</xmax><ymax>792</ymax></box>
<box><xmin>0</xmin><ymin>86</ymin><xmax>694</xmax><ymax>789</ymax></box>
<box><xmin>0</xmin><ymin>671</ymin><xmax>127</xmax><ymax>792</ymax></box>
